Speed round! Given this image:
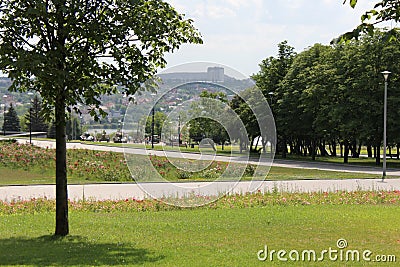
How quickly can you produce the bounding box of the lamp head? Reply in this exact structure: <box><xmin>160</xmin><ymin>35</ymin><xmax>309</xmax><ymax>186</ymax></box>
<box><xmin>382</xmin><ymin>71</ymin><xmax>391</xmax><ymax>81</ymax></box>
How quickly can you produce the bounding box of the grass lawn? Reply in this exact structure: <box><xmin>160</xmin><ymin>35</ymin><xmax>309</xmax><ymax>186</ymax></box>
<box><xmin>0</xmin><ymin>205</ymin><xmax>399</xmax><ymax>266</ymax></box>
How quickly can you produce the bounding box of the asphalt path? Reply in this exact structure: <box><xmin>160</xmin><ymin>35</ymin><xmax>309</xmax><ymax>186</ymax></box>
<box><xmin>0</xmin><ymin>139</ymin><xmax>399</xmax><ymax>203</ymax></box>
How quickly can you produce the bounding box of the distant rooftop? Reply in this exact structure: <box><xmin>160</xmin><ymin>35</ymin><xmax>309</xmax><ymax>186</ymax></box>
<box><xmin>158</xmin><ymin>67</ymin><xmax>225</xmax><ymax>82</ymax></box>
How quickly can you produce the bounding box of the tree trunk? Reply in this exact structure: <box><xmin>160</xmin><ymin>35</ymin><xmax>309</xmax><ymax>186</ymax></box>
<box><xmin>253</xmin><ymin>136</ymin><xmax>258</xmax><ymax>152</ymax></box>
<box><xmin>340</xmin><ymin>143</ymin><xmax>343</xmax><ymax>158</ymax></box>
<box><xmin>367</xmin><ymin>145</ymin><xmax>372</xmax><ymax>158</ymax></box>
<box><xmin>261</xmin><ymin>137</ymin><xmax>268</xmax><ymax>154</ymax></box>
<box><xmin>350</xmin><ymin>139</ymin><xmax>359</xmax><ymax>158</ymax></box>
<box><xmin>331</xmin><ymin>140</ymin><xmax>337</xmax><ymax>157</ymax></box>
<box><xmin>249</xmin><ymin>136</ymin><xmax>254</xmax><ymax>152</ymax></box>
<box><xmin>311</xmin><ymin>139</ymin><xmax>316</xmax><ymax>161</ymax></box>
<box><xmin>343</xmin><ymin>140</ymin><xmax>349</xmax><ymax>164</ymax></box>
<box><xmin>282</xmin><ymin>136</ymin><xmax>287</xmax><ymax>158</ymax></box>
<box><xmin>375</xmin><ymin>145</ymin><xmax>381</xmax><ymax>165</ymax></box>
<box><xmin>357</xmin><ymin>142</ymin><xmax>362</xmax><ymax>158</ymax></box>
<box><xmin>55</xmin><ymin>93</ymin><xmax>69</xmax><ymax>236</ymax></box>
<box><xmin>319</xmin><ymin>140</ymin><xmax>328</xmax><ymax>157</ymax></box>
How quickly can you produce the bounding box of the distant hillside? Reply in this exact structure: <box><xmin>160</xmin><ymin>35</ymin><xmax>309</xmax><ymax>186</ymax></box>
<box><xmin>0</xmin><ymin>77</ymin><xmax>11</xmax><ymax>89</ymax></box>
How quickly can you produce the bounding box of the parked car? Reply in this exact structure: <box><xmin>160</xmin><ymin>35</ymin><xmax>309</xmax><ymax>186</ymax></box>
<box><xmin>113</xmin><ymin>131</ymin><xmax>127</xmax><ymax>143</ymax></box>
<box><xmin>80</xmin><ymin>132</ymin><xmax>94</xmax><ymax>141</ymax></box>
<box><xmin>99</xmin><ymin>131</ymin><xmax>110</xmax><ymax>142</ymax></box>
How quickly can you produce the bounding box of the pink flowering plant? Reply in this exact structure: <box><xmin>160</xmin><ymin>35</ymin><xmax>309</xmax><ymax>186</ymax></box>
<box><xmin>0</xmin><ymin>142</ymin><xmax>131</xmax><ymax>182</ymax></box>
<box><xmin>1</xmin><ymin>190</ymin><xmax>400</xmax><ymax>215</ymax></box>
<box><xmin>0</xmin><ymin>142</ymin><xmax>258</xmax><ymax>183</ymax></box>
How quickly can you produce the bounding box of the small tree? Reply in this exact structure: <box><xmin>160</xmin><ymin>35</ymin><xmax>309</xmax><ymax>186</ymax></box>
<box><xmin>2</xmin><ymin>103</ymin><xmax>20</xmax><ymax>133</ymax></box>
<box><xmin>0</xmin><ymin>0</ymin><xmax>202</xmax><ymax>236</ymax></box>
<box><xmin>145</xmin><ymin>111</ymin><xmax>168</xmax><ymax>140</ymax></box>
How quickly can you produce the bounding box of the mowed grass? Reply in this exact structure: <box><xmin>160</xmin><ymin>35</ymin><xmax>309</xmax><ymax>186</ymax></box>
<box><xmin>1</xmin><ymin>205</ymin><xmax>399</xmax><ymax>266</ymax></box>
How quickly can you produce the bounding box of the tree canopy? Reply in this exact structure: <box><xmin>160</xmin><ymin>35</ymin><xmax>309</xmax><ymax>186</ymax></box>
<box><xmin>252</xmin><ymin>31</ymin><xmax>400</xmax><ymax>163</ymax></box>
<box><xmin>24</xmin><ymin>95</ymin><xmax>48</xmax><ymax>133</ymax></box>
<box><xmin>340</xmin><ymin>0</ymin><xmax>400</xmax><ymax>41</ymax></box>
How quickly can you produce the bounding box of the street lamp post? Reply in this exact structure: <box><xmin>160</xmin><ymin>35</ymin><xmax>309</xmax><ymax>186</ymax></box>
<box><xmin>168</xmin><ymin>121</ymin><xmax>173</xmax><ymax>147</ymax></box>
<box><xmin>27</xmin><ymin>92</ymin><xmax>34</xmax><ymax>144</ymax></box>
<box><xmin>2</xmin><ymin>95</ymin><xmax>7</xmax><ymax>136</ymax></box>
<box><xmin>80</xmin><ymin>116</ymin><xmax>83</xmax><ymax>137</ymax></box>
<box><xmin>382</xmin><ymin>71</ymin><xmax>391</xmax><ymax>181</ymax></box>
<box><xmin>176</xmin><ymin>102</ymin><xmax>182</xmax><ymax>147</ymax></box>
<box><xmin>151</xmin><ymin>107</ymin><xmax>155</xmax><ymax>149</ymax></box>
<box><xmin>178</xmin><ymin>114</ymin><xmax>181</xmax><ymax>146</ymax></box>
<box><xmin>29</xmin><ymin>107</ymin><xmax>32</xmax><ymax>144</ymax></box>
<box><xmin>150</xmin><ymin>93</ymin><xmax>157</xmax><ymax>149</ymax></box>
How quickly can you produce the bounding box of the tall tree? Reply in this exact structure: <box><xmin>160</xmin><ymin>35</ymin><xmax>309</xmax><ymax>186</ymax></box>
<box><xmin>0</xmin><ymin>0</ymin><xmax>202</xmax><ymax>236</ymax></box>
<box><xmin>188</xmin><ymin>91</ymin><xmax>229</xmax><ymax>150</ymax></box>
<box><xmin>252</xmin><ymin>41</ymin><xmax>296</xmax><ymax>157</ymax></box>
<box><xmin>2</xmin><ymin>103</ymin><xmax>20</xmax><ymax>133</ymax></box>
<box><xmin>24</xmin><ymin>95</ymin><xmax>48</xmax><ymax>133</ymax></box>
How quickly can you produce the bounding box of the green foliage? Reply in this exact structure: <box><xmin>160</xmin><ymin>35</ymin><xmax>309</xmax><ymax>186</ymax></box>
<box><xmin>0</xmin><ymin>0</ymin><xmax>202</xmax><ymax>119</ymax></box>
<box><xmin>24</xmin><ymin>95</ymin><xmax>48</xmax><ymax>133</ymax></box>
<box><xmin>66</xmin><ymin>116</ymin><xmax>82</xmax><ymax>140</ymax></box>
<box><xmin>0</xmin><ymin>0</ymin><xmax>202</xmax><ymax>235</ymax></box>
<box><xmin>252</xmin><ymin>30</ymin><xmax>400</xmax><ymax>163</ymax></box>
<box><xmin>341</xmin><ymin>0</ymin><xmax>400</xmax><ymax>41</ymax></box>
<box><xmin>145</xmin><ymin>111</ymin><xmax>168</xmax><ymax>138</ymax></box>
<box><xmin>2</xmin><ymin>103</ymin><xmax>20</xmax><ymax>133</ymax></box>
<box><xmin>188</xmin><ymin>91</ymin><xmax>229</xmax><ymax>146</ymax></box>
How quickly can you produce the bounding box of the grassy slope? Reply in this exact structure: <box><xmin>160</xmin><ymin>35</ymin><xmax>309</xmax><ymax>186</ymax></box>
<box><xmin>1</xmin><ymin>205</ymin><xmax>399</xmax><ymax>266</ymax></box>
<box><xmin>0</xmin><ymin>165</ymin><xmax>386</xmax><ymax>186</ymax></box>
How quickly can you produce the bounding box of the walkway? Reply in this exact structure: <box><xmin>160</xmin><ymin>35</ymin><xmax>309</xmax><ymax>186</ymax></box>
<box><xmin>1</xmin><ymin>179</ymin><xmax>400</xmax><ymax>202</ymax></box>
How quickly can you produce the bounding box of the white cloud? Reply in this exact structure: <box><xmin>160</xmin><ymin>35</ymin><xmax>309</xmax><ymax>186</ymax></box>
<box><xmin>191</xmin><ymin>2</ymin><xmax>237</xmax><ymax>19</ymax></box>
<box><xmin>164</xmin><ymin>0</ymin><xmax>385</xmax><ymax>76</ymax></box>
<box><xmin>222</xmin><ymin>0</ymin><xmax>249</xmax><ymax>9</ymax></box>
<box><xmin>207</xmin><ymin>5</ymin><xmax>237</xmax><ymax>19</ymax></box>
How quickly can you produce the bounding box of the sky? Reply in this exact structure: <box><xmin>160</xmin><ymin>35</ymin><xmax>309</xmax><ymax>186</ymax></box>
<box><xmin>163</xmin><ymin>0</ymin><xmax>380</xmax><ymax>77</ymax></box>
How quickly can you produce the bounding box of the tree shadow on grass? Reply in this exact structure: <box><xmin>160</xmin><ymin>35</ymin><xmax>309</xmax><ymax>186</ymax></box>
<box><xmin>0</xmin><ymin>235</ymin><xmax>164</xmax><ymax>266</ymax></box>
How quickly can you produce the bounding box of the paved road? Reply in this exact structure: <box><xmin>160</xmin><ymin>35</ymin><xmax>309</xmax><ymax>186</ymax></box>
<box><xmin>1</xmin><ymin>179</ymin><xmax>400</xmax><ymax>203</ymax></box>
<box><xmin>1</xmin><ymin>139</ymin><xmax>399</xmax><ymax>203</ymax></box>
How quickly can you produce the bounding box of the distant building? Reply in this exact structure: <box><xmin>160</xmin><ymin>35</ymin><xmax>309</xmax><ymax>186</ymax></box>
<box><xmin>158</xmin><ymin>67</ymin><xmax>224</xmax><ymax>83</ymax></box>
<box><xmin>207</xmin><ymin>67</ymin><xmax>224</xmax><ymax>82</ymax></box>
